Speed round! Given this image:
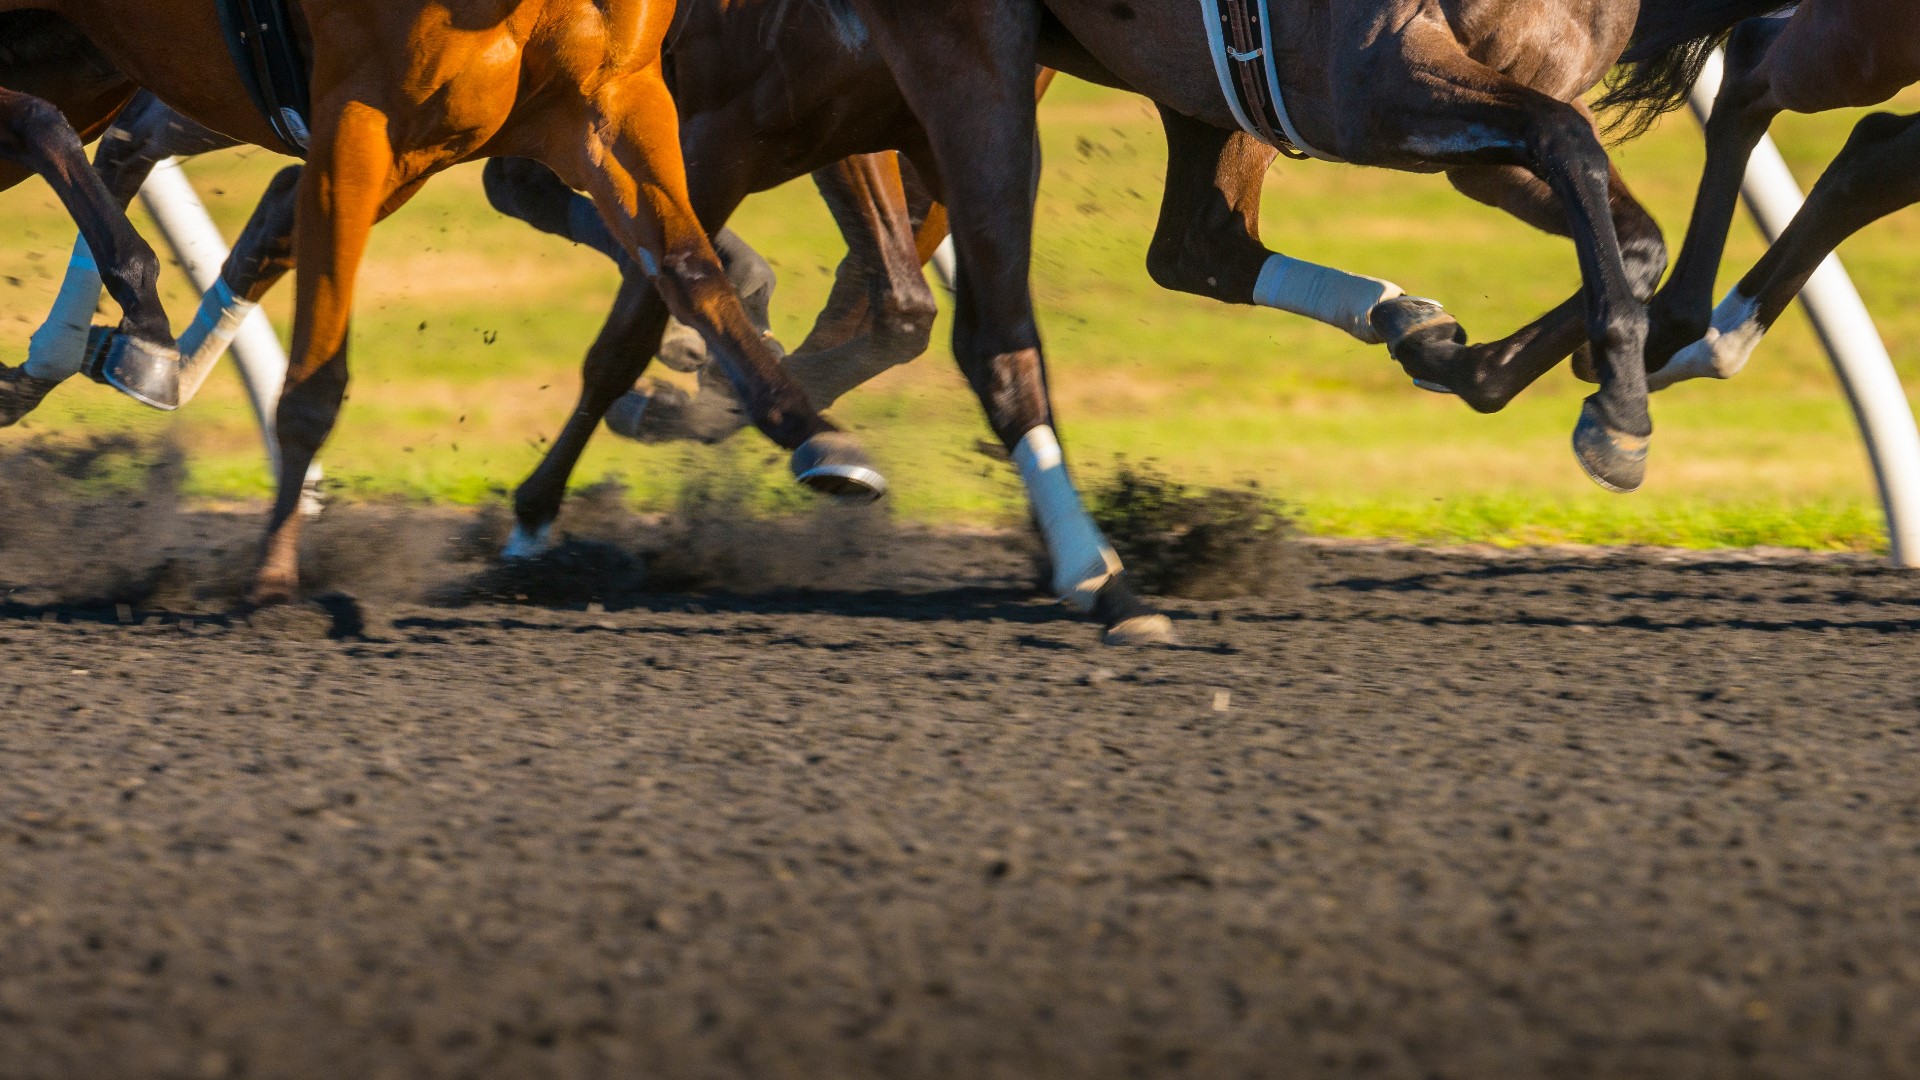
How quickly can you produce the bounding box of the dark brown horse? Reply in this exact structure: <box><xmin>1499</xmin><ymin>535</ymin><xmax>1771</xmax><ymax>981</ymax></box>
<box><xmin>1615</xmin><ymin>0</ymin><xmax>1920</xmax><ymax>387</ymax></box>
<box><xmin>758</xmin><ymin>0</ymin><xmax>1804</xmax><ymax>638</ymax></box>
<box><xmin>0</xmin><ymin>0</ymin><xmax>882</xmax><ymax>603</ymax></box>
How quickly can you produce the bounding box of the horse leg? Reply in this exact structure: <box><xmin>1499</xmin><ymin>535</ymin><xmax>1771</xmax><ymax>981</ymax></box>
<box><xmin>860</xmin><ymin>0</ymin><xmax>1170</xmax><ymax>644</ymax></box>
<box><xmin>482</xmin><ymin>156</ymin><xmax>774</xmax><ymax>376</ymax></box>
<box><xmin>26</xmin><ymin>94</ymin><xmax>236</xmax><ymax>394</ymax></box>
<box><xmin>0</xmin><ymin>86</ymin><xmax>178</xmax><ymax>419</ymax></box>
<box><xmin>1665</xmin><ymin>110</ymin><xmax>1920</xmax><ymax>380</ymax></box>
<box><xmin>251</xmin><ymin>103</ymin><xmax>403</xmax><ymax>604</ymax></box>
<box><xmin>784</xmin><ymin>153</ymin><xmax>939</xmax><ymax>408</ymax></box>
<box><xmin>508</xmin><ymin>276</ymin><xmax>673</xmax><ymax>556</ymax></box>
<box><xmin>166</xmin><ymin>164</ymin><xmax>303</xmax><ymax>406</ymax></box>
<box><xmin>1642</xmin><ymin>15</ymin><xmax>1791</xmax><ymax>375</ymax></box>
<box><xmin>1334</xmin><ymin>37</ymin><xmax>1654</xmax><ymax>491</ymax></box>
<box><xmin>1373</xmin><ymin>159</ymin><xmax>1666</xmax><ymax>409</ymax></box>
<box><xmin>1146</xmin><ymin>106</ymin><xmax>1413</xmax><ymax>344</ymax></box>
<box><xmin>553</xmin><ymin>73</ymin><xmax>884</xmax><ymax>499</ymax></box>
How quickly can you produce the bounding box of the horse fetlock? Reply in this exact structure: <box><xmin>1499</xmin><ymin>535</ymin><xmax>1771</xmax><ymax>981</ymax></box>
<box><xmin>502</xmin><ymin>520</ymin><xmax>554</xmax><ymax>561</ymax></box>
<box><xmin>1648</xmin><ymin>289</ymin><xmax>1761</xmax><ymax>391</ymax></box>
<box><xmin>1015</xmin><ymin>425</ymin><xmax>1122</xmax><ymax>611</ymax></box>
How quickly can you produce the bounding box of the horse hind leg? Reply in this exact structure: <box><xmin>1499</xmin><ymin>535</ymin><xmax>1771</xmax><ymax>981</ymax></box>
<box><xmin>782</xmin><ymin>153</ymin><xmax>939</xmax><ymax>409</ymax></box>
<box><xmin>1664</xmin><ymin>109</ymin><xmax>1920</xmax><ymax>383</ymax></box>
<box><xmin>0</xmin><ymin>86</ymin><xmax>181</xmax><ymax>419</ymax></box>
<box><xmin>1373</xmin><ymin>159</ymin><xmax>1666</xmax><ymax>410</ymax></box>
<box><xmin>1148</xmin><ymin>107</ymin><xmax>1417</xmax><ymax>347</ymax></box>
<box><xmin>1335</xmin><ymin>31</ymin><xmax>1655</xmax><ymax>491</ymax></box>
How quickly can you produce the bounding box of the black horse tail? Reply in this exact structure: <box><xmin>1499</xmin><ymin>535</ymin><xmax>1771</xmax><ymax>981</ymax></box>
<box><xmin>768</xmin><ymin>0</ymin><xmax>868</xmax><ymax>51</ymax></box>
<box><xmin>1595</xmin><ymin>0</ymin><xmax>1792</xmax><ymax>139</ymax></box>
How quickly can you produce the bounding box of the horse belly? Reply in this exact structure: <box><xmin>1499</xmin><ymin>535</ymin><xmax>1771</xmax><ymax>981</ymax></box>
<box><xmin>1042</xmin><ymin>0</ymin><xmax>1243</xmax><ymax>130</ymax></box>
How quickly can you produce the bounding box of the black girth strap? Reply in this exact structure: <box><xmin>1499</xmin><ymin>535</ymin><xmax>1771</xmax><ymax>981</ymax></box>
<box><xmin>216</xmin><ymin>0</ymin><xmax>312</xmax><ymax>156</ymax></box>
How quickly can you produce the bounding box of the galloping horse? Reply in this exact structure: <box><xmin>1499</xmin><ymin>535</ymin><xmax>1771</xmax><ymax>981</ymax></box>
<box><xmin>16</xmin><ymin>91</ymin><xmax>939</xmax><ymax>450</ymax></box>
<box><xmin>1612</xmin><ymin>0</ymin><xmax>1920</xmax><ymax>388</ymax></box>
<box><xmin>0</xmin><ymin>0</ymin><xmax>882</xmax><ymax>603</ymax></box>
<box><xmin>765</xmin><ymin>0</ymin><xmax>1786</xmax><ymax>637</ymax></box>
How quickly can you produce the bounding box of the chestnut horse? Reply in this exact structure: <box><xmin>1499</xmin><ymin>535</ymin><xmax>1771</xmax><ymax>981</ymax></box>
<box><xmin>17</xmin><ymin>91</ymin><xmax>938</xmax><ymax>451</ymax></box>
<box><xmin>0</xmin><ymin>0</ymin><xmax>881</xmax><ymax>602</ymax></box>
<box><xmin>1611</xmin><ymin>0</ymin><xmax>1920</xmax><ymax>388</ymax></box>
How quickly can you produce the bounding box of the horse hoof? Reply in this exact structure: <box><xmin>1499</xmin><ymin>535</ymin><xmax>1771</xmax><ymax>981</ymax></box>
<box><xmin>247</xmin><ymin>577</ymin><xmax>299</xmax><ymax>609</ymax></box>
<box><xmin>656</xmin><ymin>318</ymin><xmax>708</xmax><ymax>373</ymax></box>
<box><xmin>1104</xmin><ymin>613</ymin><xmax>1176</xmax><ymax>647</ymax></box>
<box><xmin>502</xmin><ymin>521</ymin><xmax>553</xmax><ymax>560</ymax></box>
<box><xmin>1370</xmin><ymin>296</ymin><xmax>1464</xmax><ymax>393</ymax></box>
<box><xmin>1092</xmin><ymin>577</ymin><xmax>1175</xmax><ymax>646</ymax></box>
<box><xmin>0</xmin><ymin>365</ymin><xmax>64</xmax><ymax>427</ymax></box>
<box><xmin>1572</xmin><ymin>397</ymin><xmax>1648</xmax><ymax>494</ymax></box>
<box><xmin>84</xmin><ymin>327</ymin><xmax>180</xmax><ymax>411</ymax></box>
<box><xmin>791</xmin><ymin>432</ymin><xmax>887</xmax><ymax>501</ymax></box>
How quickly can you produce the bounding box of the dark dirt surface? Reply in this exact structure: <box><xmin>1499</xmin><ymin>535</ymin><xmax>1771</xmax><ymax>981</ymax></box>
<box><xmin>3</xmin><ymin>471</ymin><xmax>1920</xmax><ymax>1077</ymax></box>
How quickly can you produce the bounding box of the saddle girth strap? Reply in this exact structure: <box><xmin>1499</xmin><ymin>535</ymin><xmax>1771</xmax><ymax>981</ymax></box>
<box><xmin>1197</xmin><ymin>0</ymin><xmax>1344</xmax><ymax>163</ymax></box>
<box><xmin>216</xmin><ymin>0</ymin><xmax>313</xmax><ymax>156</ymax></box>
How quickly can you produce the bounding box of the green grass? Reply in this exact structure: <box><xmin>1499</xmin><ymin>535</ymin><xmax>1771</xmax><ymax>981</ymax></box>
<box><xmin>1</xmin><ymin>79</ymin><xmax>1917</xmax><ymax>550</ymax></box>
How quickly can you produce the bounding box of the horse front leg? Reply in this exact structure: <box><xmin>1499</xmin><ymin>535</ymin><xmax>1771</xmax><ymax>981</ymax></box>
<box><xmin>554</xmin><ymin>72</ymin><xmax>887</xmax><ymax>499</ymax></box>
<box><xmin>1642</xmin><ymin>16</ymin><xmax>1790</xmax><ymax>378</ymax></box>
<box><xmin>252</xmin><ymin>102</ymin><xmax>403</xmax><ymax>604</ymax></box>
<box><xmin>1664</xmin><ymin>110</ymin><xmax>1920</xmax><ymax>382</ymax></box>
<box><xmin>859</xmin><ymin>0</ymin><xmax>1171</xmax><ymax>645</ymax></box>
<box><xmin>1148</xmin><ymin>106</ymin><xmax>1419</xmax><ymax>346</ymax></box>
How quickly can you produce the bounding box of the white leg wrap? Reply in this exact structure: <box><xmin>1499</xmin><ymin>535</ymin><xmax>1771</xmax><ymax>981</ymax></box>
<box><xmin>25</xmin><ymin>237</ymin><xmax>103</xmax><ymax>380</ymax></box>
<box><xmin>173</xmin><ymin>279</ymin><xmax>260</xmax><ymax>405</ymax></box>
<box><xmin>1253</xmin><ymin>253</ymin><xmax>1404</xmax><ymax>344</ymax></box>
<box><xmin>1650</xmin><ymin>288</ymin><xmax>1764</xmax><ymax>392</ymax></box>
<box><xmin>1014</xmin><ymin>426</ymin><xmax>1121</xmax><ymax>612</ymax></box>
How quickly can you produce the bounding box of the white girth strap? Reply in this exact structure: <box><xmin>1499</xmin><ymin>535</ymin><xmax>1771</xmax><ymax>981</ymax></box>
<box><xmin>1196</xmin><ymin>0</ymin><xmax>1344</xmax><ymax>163</ymax></box>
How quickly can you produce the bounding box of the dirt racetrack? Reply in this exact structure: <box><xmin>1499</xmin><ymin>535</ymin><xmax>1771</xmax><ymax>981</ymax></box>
<box><xmin>4</xmin><ymin>469</ymin><xmax>1920</xmax><ymax>1078</ymax></box>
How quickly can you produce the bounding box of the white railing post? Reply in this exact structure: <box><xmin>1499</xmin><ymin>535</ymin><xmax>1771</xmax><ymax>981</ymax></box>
<box><xmin>1690</xmin><ymin>50</ymin><xmax>1920</xmax><ymax>566</ymax></box>
<box><xmin>138</xmin><ymin>158</ymin><xmax>322</xmax><ymax>505</ymax></box>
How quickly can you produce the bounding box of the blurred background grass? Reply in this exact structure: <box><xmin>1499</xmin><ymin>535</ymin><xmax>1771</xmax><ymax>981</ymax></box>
<box><xmin>0</xmin><ymin>78</ymin><xmax>1915</xmax><ymax>549</ymax></box>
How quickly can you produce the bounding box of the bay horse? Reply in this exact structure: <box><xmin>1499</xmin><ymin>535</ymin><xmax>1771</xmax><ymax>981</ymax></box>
<box><xmin>0</xmin><ymin>0</ymin><xmax>883</xmax><ymax>603</ymax></box>
<box><xmin>1609</xmin><ymin>0</ymin><xmax>1920</xmax><ymax>389</ymax></box>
